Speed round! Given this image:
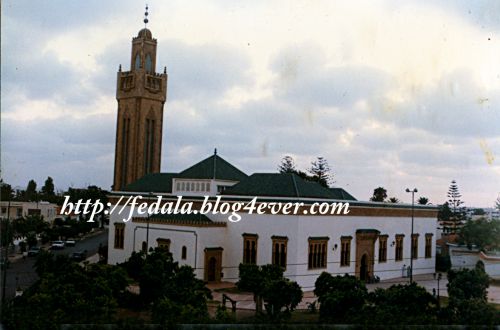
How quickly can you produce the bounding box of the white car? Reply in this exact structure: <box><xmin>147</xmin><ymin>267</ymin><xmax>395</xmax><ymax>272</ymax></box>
<box><xmin>51</xmin><ymin>241</ymin><xmax>65</xmax><ymax>250</ymax></box>
<box><xmin>65</xmin><ymin>239</ymin><xmax>76</xmax><ymax>247</ymax></box>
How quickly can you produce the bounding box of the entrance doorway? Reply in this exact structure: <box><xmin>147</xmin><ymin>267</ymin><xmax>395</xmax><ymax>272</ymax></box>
<box><xmin>355</xmin><ymin>229</ymin><xmax>379</xmax><ymax>281</ymax></box>
<box><xmin>360</xmin><ymin>254</ymin><xmax>368</xmax><ymax>281</ymax></box>
<box><xmin>204</xmin><ymin>247</ymin><xmax>223</xmax><ymax>282</ymax></box>
<box><xmin>207</xmin><ymin>257</ymin><xmax>217</xmax><ymax>281</ymax></box>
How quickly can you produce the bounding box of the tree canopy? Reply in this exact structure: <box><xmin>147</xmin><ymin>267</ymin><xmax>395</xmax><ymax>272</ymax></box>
<box><xmin>370</xmin><ymin>187</ymin><xmax>387</xmax><ymax>202</ymax></box>
<box><xmin>459</xmin><ymin>218</ymin><xmax>500</xmax><ymax>251</ymax></box>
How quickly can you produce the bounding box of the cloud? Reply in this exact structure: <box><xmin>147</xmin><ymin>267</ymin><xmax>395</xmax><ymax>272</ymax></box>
<box><xmin>2</xmin><ymin>0</ymin><xmax>500</xmax><ymax>207</ymax></box>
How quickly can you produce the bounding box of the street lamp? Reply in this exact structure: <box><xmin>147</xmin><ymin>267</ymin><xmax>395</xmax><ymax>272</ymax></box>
<box><xmin>406</xmin><ymin>188</ymin><xmax>417</xmax><ymax>284</ymax></box>
<box><xmin>145</xmin><ymin>192</ymin><xmax>152</xmax><ymax>253</ymax></box>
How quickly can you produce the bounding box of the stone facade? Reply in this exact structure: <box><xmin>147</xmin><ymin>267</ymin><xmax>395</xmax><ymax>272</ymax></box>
<box><xmin>113</xmin><ymin>28</ymin><xmax>168</xmax><ymax>191</ymax></box>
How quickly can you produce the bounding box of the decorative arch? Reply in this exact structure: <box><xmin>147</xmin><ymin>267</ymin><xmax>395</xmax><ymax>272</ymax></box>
<box><xmin>134</xmin><ymin>53</ymin><xmax>141</xmax><ymax>70</ymax></box>
<box><xmin>145</xmin><ymin>53</ymin><xmax>152</xmax><ymax>72</ymax></box>
<box><xmin>143</xmin><ymin>108</ymin><xmax>157</xmax><ymax>175</ymax></box>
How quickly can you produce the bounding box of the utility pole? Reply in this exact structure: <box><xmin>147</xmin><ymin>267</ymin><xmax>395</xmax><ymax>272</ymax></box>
<box><xmin>406</xmin><ymin>188</ymin><xmax>417</xmax><ymax>284</ymax></box>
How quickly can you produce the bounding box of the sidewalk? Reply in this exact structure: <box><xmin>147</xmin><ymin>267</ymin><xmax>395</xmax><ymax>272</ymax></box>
<box><xmin>209</xmin><ymin>273</ymin><xmax>500</xmax><ymax>310</ymax></box>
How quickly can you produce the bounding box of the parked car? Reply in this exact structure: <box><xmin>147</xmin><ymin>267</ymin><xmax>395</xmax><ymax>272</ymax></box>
<box><xmin>65</xmin><ymin>239</ymin><xmax>76</xmax><ymax>247</ymax></box>
<box><xmin>51</xmin><ymin>241</ymin><xmax>65</xmax><ymax>250</ymax></box>
<box><xmin>28</xmin><ymin>246</ymin><xmax>41</xmax><ymax>257</ymax></box>
<box><xmin>71</xmin><ymin>250</ymin><xmax>87</xmax><ymax>262</ymax></box>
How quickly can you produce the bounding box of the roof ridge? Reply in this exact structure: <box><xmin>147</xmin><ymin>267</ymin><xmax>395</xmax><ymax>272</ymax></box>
<box><xmin>290</xmin><ymin>173</ymin><xmax>300</xmax><ymax>197</ymax></box>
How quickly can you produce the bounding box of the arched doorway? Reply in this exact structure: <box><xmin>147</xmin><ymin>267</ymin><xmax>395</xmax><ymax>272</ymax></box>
<box><xmin>355</xmin><ymin>229</ymin><xmax>379</xmax><ymax>280</ymax></box>
<box><xmin>207</xmin><ymin>257</ymin><xmax>217</xmax><ymax>281</ymax></box>
<box><xmin>204</xmin><ymin>247</ymin><xmax>223</xmax><ymax>282</ymax></box>
<box><xmin>360</xmin><ymin>254</ymin><xmax>368</xmax><ymax>281</ymax></box>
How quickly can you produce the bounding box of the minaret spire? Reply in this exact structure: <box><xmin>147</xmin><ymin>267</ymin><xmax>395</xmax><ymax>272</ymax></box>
<box><xmin>144</xmin><ymin>4</ymin><xmax>149</xmax><ymax>28</ymax></box>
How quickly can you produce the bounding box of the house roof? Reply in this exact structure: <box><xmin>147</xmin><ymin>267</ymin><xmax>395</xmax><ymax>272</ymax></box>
<box><xmin>223</xmin><ymin>173</ymin><xmax>354</xmax><ymax>199</ymax></box>
<box><xmin>176</xmin><ymin>154</ymin><xmax>248</xmax><ymax>181</ymax></box>
<box><xmin>329</xmin><ymin>188</ymin><xmax>357</xmax><ymax>201</ymax></box>
<box><xmin>122</xmin><ymin>172</ymin><xmax>177</xmax><ymax>193</ymax></box>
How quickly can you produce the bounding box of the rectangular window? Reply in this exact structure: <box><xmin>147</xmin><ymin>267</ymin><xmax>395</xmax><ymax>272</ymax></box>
<box><xmin>272</xmin><ymin>236</ymin><xmax>288</xmax><ymax>269</ymax></box>
<box><xmin>16</xmin><ymin>208</ymin><xmax>22</xmax><ymax>217</ymax></box>
<box><xmin>411</xmin><ymin>234</ymin><xmax>419</xmax><ymax>260</ymax></box>
<box><xmin>395</xmin><ymin>234</ymin><xmax>404</xmax><ymax>261</ymax></box>
<box><xmin>205</xmin><ymin>182</ymin><xmax>211</xmax><ymax>192</ymax></box>
<box><xmin>378</xmin><ymin>235</ymin><xmax>388</xmax><ymax>263</ymax></box>
<box><xmin>114</xmin><ymin>223</ymin><xmax>125</xmax><ymax>249</ymax></box>
<box><xmin>157</xmin><ymin>238</ymin><xmax>170</xmax><ymax>252</ymax></box>
<box><xmin>28</xmin><ymin>209</ymin><xmax>41</xmax><ymax>216</ymax></box>
<box><xmin>176</xmin><ymin>182</ymin><xmax>180</xmax><ymax>191</ymax></box>
<box><xmin>340</xmin><ymin>236</ymin><xmax>352</xmax><ymax>267</ymax></box>
<box><xmin>1</xmin><ymin>208</ymin><xmax>6</xmax><ymax>214</ymax></box>
<box><xmin>182</xmin><ymin>246</ymin><xmax>187</xmax><ymax>260</ymax></box>
<box><xmin>243</xmin><ymin>234</ymin><xmax>258</xmax><ymax>264</ymax></box>
<box><xmin>308</xmin><ymin>237</ymin><xmax>328</xmax><ymax>269</ymax></box>
<box><xmin>425</xmin><ymin>234</ymin><xmax>433</xmax><ymax>258</ymax></box>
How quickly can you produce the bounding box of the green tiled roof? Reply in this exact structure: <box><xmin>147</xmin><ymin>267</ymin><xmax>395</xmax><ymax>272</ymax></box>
<box><xmin>176</xmin><ymin>154</ymin><xmax>248</xmax><ymax>181</ymax></box>
<box><xmin>123</xmin><ymin>173</ymin><xmax>177</xmax><ymax>193</ymax></box>
<box><xmin>329</xmin><ymin>188</ymin><xmax>357</xmax><ymax>201</ymax></box>
<box><xmin>223</xmin><ymin>173</ymin><xmax>354</xmax><ymax>199</ymax></box>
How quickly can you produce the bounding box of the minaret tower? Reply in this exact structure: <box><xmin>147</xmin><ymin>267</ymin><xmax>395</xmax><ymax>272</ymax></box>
<box><xmin>113</xmin><ymin>6</ymin><xmax>168</xmax><ymax>191</ymax></box>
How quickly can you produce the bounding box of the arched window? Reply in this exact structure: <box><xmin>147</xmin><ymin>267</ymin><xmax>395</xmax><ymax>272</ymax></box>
<box><xmin>182</xmin><ymin>246</ymin><xmax>187</xmax><ymax>260</ymax></box>
<box><xmin>135</xmin><ymin>53</ymin><xmax>141</xmax><ymax>70</ymax></box>
<box><xmin>145</xmin><ymin>54</ymin><xmax>152</xmax><ymax>72</ymax></box>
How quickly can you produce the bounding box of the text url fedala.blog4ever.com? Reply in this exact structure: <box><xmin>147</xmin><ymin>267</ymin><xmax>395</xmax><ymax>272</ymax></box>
<box><xmin>59</xmin><ymin>195</ymin><xmax>351</xmax><ymax>223</ymax></box>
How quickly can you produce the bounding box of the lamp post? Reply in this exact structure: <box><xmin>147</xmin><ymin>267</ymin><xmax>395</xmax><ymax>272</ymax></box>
<box><xmin>145</xmin><ymin>192</ymin><xmax>152</xmax><ymax>253</ymax></box>
<box><xmin>406</xmin><ymin>188</ymin><xmax>417</xmax><ymax>284</ymax></box>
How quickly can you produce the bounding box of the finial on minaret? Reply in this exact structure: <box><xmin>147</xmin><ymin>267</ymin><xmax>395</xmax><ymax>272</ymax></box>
<box><xmin>144</xmin><ymin>4</ymin><xmax>149</xmax><ymax>27</ymax></box>
<box><xmin>214</xmin><ymin>148</ymin><xmax>217</xmax><ymax>155</ymax></box>
<box><xmin>119</xmin><ymin>64</ymin><xmax>122</xmax><ymax>72</ymax></box>
<box><xmin>164</xmin><ymin>66</ymin><xmax>167</xmax><ymax>74</ymax></box>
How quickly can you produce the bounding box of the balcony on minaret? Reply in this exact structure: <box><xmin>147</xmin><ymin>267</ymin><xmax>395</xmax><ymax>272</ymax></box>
<box><xmin>116</xmin><ymin>70</ymin><xmax>167</xmax><ymax>101</ymax></box>
<box><xmin>145</xmin><ymin>73</ymin><xmax>163</xmax><ymax>93</ymax></box>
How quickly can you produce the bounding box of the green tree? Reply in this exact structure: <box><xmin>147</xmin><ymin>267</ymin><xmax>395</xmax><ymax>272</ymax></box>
<box><xmin>309</xmin><ymin>156</ymin><xmax>333</xmax><ymax>187</ymax></box>
<box><xmin>1</xmin><ymin>219</ymin><xmax>14</xmax><ymax>248</ymax></box>
<box><xmin>131</xmin><ymin>248</ymin><xmax>211</xmax><ymax>326</ymax></box>
<box><xmin>314</xmin><ymin>273</ymin><xmax>368</xmax><ymax>323</ymax></box>
<box><xmin>388</xmin><ymin>197</ymin><xmax>399</xmax><ymax>203</ymax></box>
<box><xmin>446</xmin><ymin>262</ymin><xmax>498</xmax><ymax>325</ymax></box>
<box><xmin>65</xmin><ymin>185</ymin><xmax>109</xmax><ymax>225</ymax></box>
<box><xmin>237</xmin><ymin>263</ymin><xmax>286</xmax><ymax>314</ymax></box>
<box><xmin>41</xmin><ymin>176</ymin><xmax>55</xmax><ymax>198</ymax></box>
<box><xmin>0</xmin><ymin>181</ymin><xmax>14</xmax><ymax>201</ymax></box>
<box><xmin>459</xmin><ymin>218</ymin><xmax>500</xmax><ymax>251</ymax></box>
<box><xmin>25</xmin><ymin>179</ymin><xmax>38</xmax><ymax>202</ymax></box>
<box><xmin>418</xmin><ymin>197</ymin><xmax>429</xmax><ymax>205</ymax></box>
<box><xmin>472</xmin><ymin>208</ymin><xmax>486</xmax><ymax>216</ymax></box>
<box><xmin>370</xmin><ymin>187</ymin><xmax>387</xmax><ymax>202</ymax></box>
<box><xmin>278</xmin><ymin>155</ymin><xmax>297</xmax><ymax>174</ymax></box>
<box><xmin>447</xmin><ymin>180</ymin><xmax>466</xmax><ymax>233</ymax></box>
<box><xmin>4</xmin><ymin>254</ymin><xmax>128</xmax><ymax>329</ymax></box>
<box><xmin>261</xmin><ymin>278</ymin><xmax>303</xmax><ymax>319</ymax></box>
<box><xmin>447</xmin><ymin>262</ymin><xmax>490</xmax><ymax>302</ymax></box>
<box><xmin>363</xmin><ymin>283</ymin><xmax>438</xmax><ymax>325</ymax></box>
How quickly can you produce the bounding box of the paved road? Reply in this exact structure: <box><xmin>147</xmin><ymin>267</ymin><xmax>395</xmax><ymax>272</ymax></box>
<box><xmin>2</xmin><ymin>229</ymin><xmax>108</xmax><ymax>300</ymax></box>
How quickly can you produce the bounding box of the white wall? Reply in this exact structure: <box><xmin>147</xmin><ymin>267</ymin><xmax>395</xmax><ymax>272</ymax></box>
<box><xmin>108</xmin><ymin>204</ymin><xmax>437</xmax><ymax>289</ymax></box>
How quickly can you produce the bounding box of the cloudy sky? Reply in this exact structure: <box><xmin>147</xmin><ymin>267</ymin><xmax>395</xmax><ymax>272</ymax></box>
<box><xmin>2</xmin><ymin>0</ymin><xmax>500</xmax><ymax>207</ymax></box>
